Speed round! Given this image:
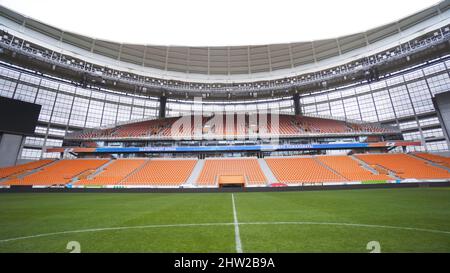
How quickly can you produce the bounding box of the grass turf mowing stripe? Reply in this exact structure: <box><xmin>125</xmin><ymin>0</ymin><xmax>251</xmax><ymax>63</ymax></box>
<box><xmin>1</xmin><ymin>189</ymin><xmax>449</xmax><ymax>252</ymax></box>
<box><xmin>1</xmin><ymin>221</ymin><xmax>449</xmax><ymax>244</ymax></box>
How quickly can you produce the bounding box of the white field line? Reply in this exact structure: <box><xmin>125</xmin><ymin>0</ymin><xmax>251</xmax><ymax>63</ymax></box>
<box><xmin>0</xmin><ymin>221</ymin><xmax>449</xmax><ymax>244</ymax></box>
<box><xmin>232</xmin><ymin>193</ymin><xmax>243</xmax><ymax>253</ymax></box>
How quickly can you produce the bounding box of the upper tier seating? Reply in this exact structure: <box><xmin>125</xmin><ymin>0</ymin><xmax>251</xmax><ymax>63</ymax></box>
<box><xmin>197</xmin><ymin>158</ymin><xmax>266</xmax><ymax>185</ymax></box>
<box><xmin>355</xmin><ymin>153</ymin><xmax>450</xmax><ymax>180</ymax></box>
<box><xmin>0</xmin><ymin>159</ymin><xmax>54</xmax><ymax>179</ymax></box>
<box><xmin>121</xmin><ymin>159</ymin><xmax>196</xmax><ymax>186</ymax></box>
<box><xmin>413</xmin><ymin>153</ymin><xmax>450</xmax><ymax>168</ymax></box>
<box><xmin>66</xmin><ymin>114</ymin><xmax>396</xmax><ymax>141</ymax></box>
<box><xmin>75</xmin><ymin>159</ymin><xmax>147</xmax><ymax>185</ymax></box>
<box><xmin>316</xmin><ymin>155</ymin><xmax>391</xmax><ymax>181</ymax></box>
<box><xmin>5</xmin><ymin>159</ymin><xmax>109</xmax><ymax>186</ymax></box>
<box><xmin>294</xmin><ymin>116</ymin><xmax>348</xmax><ymax>134</ymax></box>
<box><xmin>265</xmin><ymin>157</ymin><xmax>343</xmax><ymax>183</ymax></box>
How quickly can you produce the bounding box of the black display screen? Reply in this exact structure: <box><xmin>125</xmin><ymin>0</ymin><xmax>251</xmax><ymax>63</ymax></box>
<box><xmin>0</xmin><ymin>96</ymin><xmax>41</xmax><ymax>135</ymax></box>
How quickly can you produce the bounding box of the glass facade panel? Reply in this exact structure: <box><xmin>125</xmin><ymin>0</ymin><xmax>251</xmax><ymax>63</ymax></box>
<box><xmin>0</xmin><ymin>55</ymin><xmax>450</xmax><ymax>158</ymax></box>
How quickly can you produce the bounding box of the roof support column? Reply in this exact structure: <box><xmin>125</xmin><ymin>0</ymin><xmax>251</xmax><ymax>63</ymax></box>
<box><xmin>293</xmin><ymin>93</ymin><xmax>302</xmax><ymax>116</ymax></box>
<box><xmin>159</xmin><ymin>96</ymin><xmax>167</xmax><ymax>119</ymax></box>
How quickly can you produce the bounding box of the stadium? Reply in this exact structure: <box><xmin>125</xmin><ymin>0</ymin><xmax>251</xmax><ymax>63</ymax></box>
<box><xmin>0</xmin><ymin>0</ymin><xmax>450</xmax><ymax>255</ymax></box>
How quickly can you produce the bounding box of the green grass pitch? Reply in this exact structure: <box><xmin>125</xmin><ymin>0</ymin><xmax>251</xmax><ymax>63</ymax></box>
<box><xmin>0</xmin><ymin>187</ymin><xmax>450</xmax><ymax>252</ymax></box>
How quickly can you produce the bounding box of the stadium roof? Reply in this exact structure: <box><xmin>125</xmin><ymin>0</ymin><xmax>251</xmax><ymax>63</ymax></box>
<box><xmin>0</xmin><ymin>1</ymin><xmax>448</xmax><ymax>79</ymax></box>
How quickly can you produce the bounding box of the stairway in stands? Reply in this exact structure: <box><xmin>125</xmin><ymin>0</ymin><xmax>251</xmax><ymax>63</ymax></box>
<box><xmin>184</xmin><ymin>159</ymin><xmax>205</xmax><ymax>186</ymax></box>
<box><xmin>257</xmin><ymin>158</ymin><xmax>278</xmax><ymax>184</ymax></box>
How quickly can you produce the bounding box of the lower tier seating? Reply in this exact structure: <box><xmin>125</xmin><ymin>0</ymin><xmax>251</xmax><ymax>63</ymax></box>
<box><xmin>5</xmin><ymin>159</ymin><xmax>109</xmax><ymax>186</ymax></box>
<box><xmin>197</xmin><ymin>158</ymin><xmax>266</xmax><ymax>185</ymax></box>
<box><xmin>265</xmin><ymin>157</ymin><xmax>342</xmax><ymax>183</ymax></box>
<box><xmin>413</xmin><ymin>152</ymin><xmax>450</xmax><ymax>168</ymax></box>
<box><xmin>317</xmin><ymin>155</ymin><xmax>391</xmax><ymax>181</ymax></box>
<box><xmin>2</xmin><ymin>153</ymin><xmax>450</xmax><ymax>186</ymax></box>
<box><xmin>75</xmin><ymin>159</ymin><xmax>147</xmax><ymax>185</ymax></box>
<box><xmin>355</xmin><ymin>153</ymin><xmax>450</xmax><ymax>180</ymax></box>
<box><xmin>121</xmin><ymin>159</ymin><xmax>196</xmax><ymax>186</ymax></box>
<box><xmin>0</xmin><ymin>159</ymin><xmax>54</xmax><ymax>179</ymax></box>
